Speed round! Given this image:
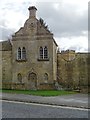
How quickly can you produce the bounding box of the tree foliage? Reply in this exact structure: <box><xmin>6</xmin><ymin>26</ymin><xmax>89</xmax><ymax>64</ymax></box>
<box><xmin>39</xmin><ymin>18</ymin><xmax>48</xmax><ymax>29</ymax></box>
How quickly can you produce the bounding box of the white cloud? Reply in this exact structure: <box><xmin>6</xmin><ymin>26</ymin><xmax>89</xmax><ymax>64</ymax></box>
<box><xmin>55</xmin><ymin>36</ymin><xmax>88</xmax><ymax>52</ymax></box>
<box><xmin>0</xmin><ymin>0</ymin><xmax>88</xmax><ymax>52</ymax></box>
<box><xmin>3</xmin><ymin>10</ymin><xmax>26</xmax><ymax>30</ymax></box>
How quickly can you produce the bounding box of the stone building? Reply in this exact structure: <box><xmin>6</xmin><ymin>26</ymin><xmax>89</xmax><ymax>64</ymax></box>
<box><xmin>0</xmin><ymin>6</ymin><xmax>89</xmax><ymax>92</ymax></box>
<box><xmin>1</xmin><ymin>6</ymin><xmax>57</xmax><ymax>90</ymax></box>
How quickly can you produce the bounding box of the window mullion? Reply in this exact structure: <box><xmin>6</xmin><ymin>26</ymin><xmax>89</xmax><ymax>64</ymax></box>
<box><xmin>43</xmin><ymin>47</ymin><xmax>44</xmax><ymax>59</ymax></box>
<box><xmin>21</xmin><ymin>48</ymin><xmax>22</xmax><ymax>60</ymax></box>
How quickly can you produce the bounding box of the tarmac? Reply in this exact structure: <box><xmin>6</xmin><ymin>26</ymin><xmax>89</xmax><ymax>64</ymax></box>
<box><xmin>1</xmin><ymin>93</ymin><xmax>89</xmax><ymax>109</ymax></box>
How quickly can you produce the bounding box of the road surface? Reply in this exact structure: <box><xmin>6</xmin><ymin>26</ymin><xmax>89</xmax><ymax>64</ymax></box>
<box><xmin>2</xmin><ymin>100</ymin><xmax>88</xmax><ymax>118</ymax></box>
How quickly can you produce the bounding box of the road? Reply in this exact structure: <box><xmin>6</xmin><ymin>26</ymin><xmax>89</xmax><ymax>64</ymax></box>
<box><xmin>2</xmin><ymin>100</ymin><xmax>88</xmax><ymax>118</ymax></box>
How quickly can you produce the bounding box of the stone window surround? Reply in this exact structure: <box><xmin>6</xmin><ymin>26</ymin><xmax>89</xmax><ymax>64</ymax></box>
<box><xmin>39</xmin><ymin>46</ymin><xmax>49</xmax><ymax>60</ymax></box>
<box><xmin>17</xmin><ymin>47</ymin><xmax>27</xmax><ymax>61</ymax></box>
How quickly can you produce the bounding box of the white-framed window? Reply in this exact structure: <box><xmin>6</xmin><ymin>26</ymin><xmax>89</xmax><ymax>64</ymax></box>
<box><xmin>44</xmin><ymin>46</ymin><xmax>48</xmax><ymax>59</ymax></box>
<box><xmin>17</xmin><ymin>47</ymin><xmax>26</xmax><ymax>60</ymax></box>
<box><xmin>40</xmin><ymin>47</ymin><xmax>43</xmax><ymax>59</ymax></box>
<box><xmin>39</xmin><ymin>46</ymin><xmax>48</xmax><ymax>59</ymax></box>
<box><xmin>22</xmin><ymin>47</ymin><xmax>26</xmax><ymax>60</ymax></box>
<box><xmin>17</xmin><ymin>47</ymin><xmax>21</xmax><ymax>60</ymax></box>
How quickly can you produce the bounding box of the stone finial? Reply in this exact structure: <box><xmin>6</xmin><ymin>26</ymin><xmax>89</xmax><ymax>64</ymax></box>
<box><xmin>28</xmin><ymin>6</ymin><xmax>37</xmax><ymax>18</ymax></box>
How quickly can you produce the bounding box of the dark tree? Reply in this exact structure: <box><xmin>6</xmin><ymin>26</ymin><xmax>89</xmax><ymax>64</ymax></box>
<box><xmin>39</xmin><ymin>18</ymin><xmax>48</xmax><ymax>29</ymax></box>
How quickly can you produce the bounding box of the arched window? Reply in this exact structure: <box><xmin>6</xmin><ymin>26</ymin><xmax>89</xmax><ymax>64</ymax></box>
<box><xmin>39</xmin><ymin>46</ymin><xmax>48</xmax><ymax>60</ymax></box>
<box><xmin>17</xmin><ymin>73</ymin><xmax>22</xmax><ymax>83</ymax></box>
<box><xmin>44</xmin><ymin>73</ymin><xmax>48</xmax><ymax>83</ymax></box>
<box><xmin>40</xmin><ymin>47</ymin><xmax>43</xmax><ymax>59</ymax></box>
<box><xmin>17</xmin><ymin>47</ymin><xmax>21</xmax><ymax>60</ymax></box>
<box><xmin>44</xmin><ymin>46</ymin><xmax>48</xmax><ymax>59</ymax></box>
<box><xmin>22</xmin><ymin>47</ymin><xmax>26</xmax><ymax>60</ymax></box>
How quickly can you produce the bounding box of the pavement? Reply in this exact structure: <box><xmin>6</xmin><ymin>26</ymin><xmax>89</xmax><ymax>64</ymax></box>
<box><xmin>1</xmin><ymin>93</ymin><xmax>89</xmax><ymax>109</ymax></box>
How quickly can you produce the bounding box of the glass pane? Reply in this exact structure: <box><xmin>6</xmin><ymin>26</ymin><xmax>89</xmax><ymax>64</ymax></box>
<box><xmin>22</xmin><ymin>47</ymin><xmax>26</xmax><ymax>60</ymax></box>
<box><xmin>18</xmin><ymin>48</ymin><xmax>21</xmax><ymax>59</ymax></box>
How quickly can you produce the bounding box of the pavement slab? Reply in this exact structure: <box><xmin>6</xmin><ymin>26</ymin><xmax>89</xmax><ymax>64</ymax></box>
<box><xmin>1</xmin><ymin>93</ymin><xmax>89</xmax><ymax>109</ymax></box>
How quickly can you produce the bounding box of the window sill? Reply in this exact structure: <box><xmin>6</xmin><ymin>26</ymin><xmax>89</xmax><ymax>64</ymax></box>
<box><xmin>37</xmin><ymin>58</ymin><xmax>49</xmax><ymax>61</ymax></box>
<box><xmin>16</xmin><ymin>59</ymin><xmax>27</xmax><ymax>62</ymax></box>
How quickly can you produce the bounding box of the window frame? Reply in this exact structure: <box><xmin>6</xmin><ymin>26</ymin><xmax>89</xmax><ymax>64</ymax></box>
<box><xmin>38</xmin><ymin>46</ymin><xmax>49</xmax><ymax>61</ymax></box>
<box><xmin>40</xmin><ymin>46</ymin><xmax>43</xmax><ymax>59</ymax></box>
<box><xmin>22</xmin><ymin>47</ymin><xmax>26</xmax><ymax>60</ymax></box>
<box><xmin>17</xmin><ymin>47</ymin><xmax>22</xmax><ymax>60</ymax></box>
<box><xmin>17</xmin><ymin>47</ymin><xmax>27</xmax><ymax>61</ymax></box>
<box><xmin>44</xmin><ymin>46</ymin><xmax>48</xmax><ymax>59</ymax></box>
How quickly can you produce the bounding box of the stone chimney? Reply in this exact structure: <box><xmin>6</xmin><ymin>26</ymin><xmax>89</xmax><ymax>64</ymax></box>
<box><xmin>28</xmin><ymin>6</ymin><xmax>37</xmax><ymax>18</ymax></box>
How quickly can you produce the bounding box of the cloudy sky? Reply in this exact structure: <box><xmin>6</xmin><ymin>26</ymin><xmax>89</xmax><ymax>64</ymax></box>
<box><xmin>0</xmin><ymin>0</ymin><xmax>88</xmax><ymax>52</ymax></box>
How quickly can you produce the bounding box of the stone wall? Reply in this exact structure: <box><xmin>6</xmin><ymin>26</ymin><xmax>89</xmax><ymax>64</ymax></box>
<box><xmin>2</xmin><ymin>51</ymin><xmax>12</xmax><ymax>83</ymax></box>
<box><xmin>1</xmin><ymin>41</ymin><xmax>89</xmax><ymax>92</ymax></box>
<box><xmin>2</xmin><ymin>41</ymin><xmax>12</xmax><ymax>85</ymax></box>
<box><xmin>0</xmin><ymin>42</ymin><xmax>2</xmax><ymax>89</ymax></box>
<box><xmin>12</xmin><ymin>36</ymin><xmax>55</xmax><ymax>87</ymax></box>
<box><xmin>57</xmin><ymin>51</ymin><xmax>88</xmax><ymax>92</ymax></box>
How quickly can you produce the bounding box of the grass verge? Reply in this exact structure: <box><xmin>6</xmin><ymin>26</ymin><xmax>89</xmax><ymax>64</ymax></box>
<box><xmin>1</xmin><ymin>89</ymin><xmax>77</xmax><ymax>96</ymax></box>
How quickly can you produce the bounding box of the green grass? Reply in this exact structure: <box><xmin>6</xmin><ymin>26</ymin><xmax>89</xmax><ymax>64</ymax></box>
<box><xmin>1</xmin><ymin>89</ymin><xmax>77</xmax><ymax>96</ymax></box>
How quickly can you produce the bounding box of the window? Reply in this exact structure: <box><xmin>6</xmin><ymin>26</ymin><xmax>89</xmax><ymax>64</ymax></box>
<box><xmin>44</xmin><ymin>46</ymin><xmax>48</xmax><ymax>59</ymax></box>
<box><xmin>22</xmin><ymin>47</ymin><xmax>26</xmax><ymax>60</ymax></box>
<box><xmin>17</xmin><ymin>73</ymin><xmax>22</xmax><ymax>83</ymax></box>
<box><xmin>40</xmin><ymin>47</ymin><xmax>43</xmax><ymax>59</ymax></box>
<box><xmin>44</xmin><ymin>73</ymin><xmax>48</xmax><ymax>83</ymax></box>
<box><xmin>39</xmin><ymin>46</ymin><xmax>48</xmax><ymax>60</ymax></box>
<box><xmin>17</xmin><ymin>47</ymin><xmax>26</xmax><ymax>61</ymax></box>
<box><xmin>17</xmin><ymin>47</ymin><xmax>21</xmax><ymax>60</ymax></box>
